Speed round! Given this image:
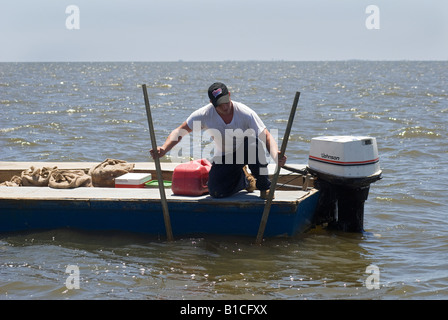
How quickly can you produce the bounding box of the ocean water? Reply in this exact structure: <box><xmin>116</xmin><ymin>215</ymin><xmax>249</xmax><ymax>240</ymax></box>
<box><xmin>0</xmin><ymin>61</ymin><xmax>447</xmax><ymax>300</ymax></box>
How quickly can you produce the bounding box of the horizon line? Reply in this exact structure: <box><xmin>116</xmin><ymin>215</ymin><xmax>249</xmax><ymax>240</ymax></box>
<box><xmin>1</xmin><ymin>59</ymin><xmax>447</xmax><ymax>63</ymax></box>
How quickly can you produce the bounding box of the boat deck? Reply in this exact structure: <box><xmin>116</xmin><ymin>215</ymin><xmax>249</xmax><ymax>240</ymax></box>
<box><xmin>0</xmin><ymin>161</ymin><xmax>309</xmax><ymax>185</ymax></box>
<box><xmin>0</xmin><ymin>161</ymin><xmax>312</xmax><ymax>204</ymax></box>
<box><xmin>0</xmin><ymin>185</ymin><xmax>312</xmax><ymax>204</ymax></box>
<box><xmin>0</xmin><ymin>162</ymin><xmax>319</xmax><ymax>237</ymax></box>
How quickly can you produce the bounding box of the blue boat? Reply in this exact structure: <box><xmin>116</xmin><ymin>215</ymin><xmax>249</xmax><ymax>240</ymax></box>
<box><xmin>0</xmin><ymin>134</ymin><xmax>383</xmax><ymax>240</ymax></box>
<box><xmin>0</xmin><ymin>184</ymin><xmax>320</xmax><ymax>238</ymax></box>
<box><xmin>0</xmin><ymin>162</ymin><xmax>321</xmax><ymax>238</ymax></box>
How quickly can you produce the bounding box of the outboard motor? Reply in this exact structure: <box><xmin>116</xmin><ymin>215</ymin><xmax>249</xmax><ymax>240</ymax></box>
<box><xmin>307</xmin><ymin>136</ymin><xmax>382</xmax><ymax>232</ymax></box>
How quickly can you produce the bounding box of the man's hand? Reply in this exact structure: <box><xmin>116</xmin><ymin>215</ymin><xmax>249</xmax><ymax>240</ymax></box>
<box><xmin>150</xmin><ymin>147</ymin><xmax>167</xmax><ymax>159</ymax></box>
<box><xmin>278</xmin><ymin>152</ymin><xmax>287</xmax><ymax>167</ymax></box>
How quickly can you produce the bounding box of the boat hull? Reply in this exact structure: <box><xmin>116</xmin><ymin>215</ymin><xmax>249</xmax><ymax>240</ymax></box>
<box><xmin>0</xmin><ymin>187</ymin><xmax>320</xmax><ymax>238</ymax></box>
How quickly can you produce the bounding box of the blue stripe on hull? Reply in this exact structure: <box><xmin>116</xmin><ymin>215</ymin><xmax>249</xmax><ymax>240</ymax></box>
<box><xmin>0</xmin><ymin>192</ymin><xmax>320</xmax><ymax>238</ymax></box>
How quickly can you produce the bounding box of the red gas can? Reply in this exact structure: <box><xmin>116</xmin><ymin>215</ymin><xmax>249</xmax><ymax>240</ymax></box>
<box><xmin>171</xmin><ymin>159</ymin><xmax>212</xmax><ymax>196</ymax></box>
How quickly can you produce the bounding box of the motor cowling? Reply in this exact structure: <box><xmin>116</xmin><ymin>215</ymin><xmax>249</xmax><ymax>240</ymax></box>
<box><xmin>307</xmin><ymin>136</ymin><xmax>382</xmax><ymax>232</ymax></box>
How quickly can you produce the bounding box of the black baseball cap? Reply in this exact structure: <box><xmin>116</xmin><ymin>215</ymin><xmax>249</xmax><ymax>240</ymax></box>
<box><xmin>208</xmin><ymin>82</ymin><xmax>230</xmax><ymax>107</ymax></box>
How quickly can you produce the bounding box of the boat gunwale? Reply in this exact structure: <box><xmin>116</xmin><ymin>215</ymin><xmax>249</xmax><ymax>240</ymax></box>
<box><xmin>0</xmin><ymin>186</ymin><xmax>317</xmax><ymax>205</ymax></box>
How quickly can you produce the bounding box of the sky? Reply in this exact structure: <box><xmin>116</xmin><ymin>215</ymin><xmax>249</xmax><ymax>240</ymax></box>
<box><xmin>0</xmin><ymin>0</ymin><xmax>447</xmax><ymax>62</ymax></box>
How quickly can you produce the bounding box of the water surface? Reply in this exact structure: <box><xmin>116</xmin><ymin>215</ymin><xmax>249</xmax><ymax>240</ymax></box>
<box><xmin>1</xmin><ymin>61</ymin><xmax>447</xmax><ymax>299</ymax></box>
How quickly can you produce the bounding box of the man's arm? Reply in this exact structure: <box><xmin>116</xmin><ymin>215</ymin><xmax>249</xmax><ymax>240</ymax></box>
<box><xmin>150</xmin><ymin>121</ymin><xmax>192</xmax><ymax>159</ymax></box>
<box><xmin>260</xmin><ymin>128</ymin><xmax>287</xmax><ymax>167</ymax></box>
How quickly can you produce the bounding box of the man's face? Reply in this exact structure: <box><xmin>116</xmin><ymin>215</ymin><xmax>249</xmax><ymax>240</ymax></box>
<box><xmin>216</xmin><ymin>101</ymin><xmax>232</xmax><ymax>114</ymax></box>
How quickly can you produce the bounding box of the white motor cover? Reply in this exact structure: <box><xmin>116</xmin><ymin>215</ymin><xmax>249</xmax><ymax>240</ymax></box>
<box><xmin>308</xmin><ymin>136</ymin><xmax>381</xmax><ymax>178</ymax></box>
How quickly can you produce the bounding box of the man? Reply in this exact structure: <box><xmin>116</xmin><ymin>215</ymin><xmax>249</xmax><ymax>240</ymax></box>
<box><xmin>150</xmin><ymin>82</ymin><xmax>287</xmax><ymax>199</ymax></box>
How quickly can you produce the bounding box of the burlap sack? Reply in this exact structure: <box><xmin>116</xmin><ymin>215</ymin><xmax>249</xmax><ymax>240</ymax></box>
<box><xmin>48</xmin><ymin>169</ymin><xmax>92</xmax><ymax>189</ymax></box>
<box><xmin>0</xmin><ymin>175</ymin><xmax>22</xmax><ymax>187</ymax></box>
<box><xmin>88</xmin><ymin>158</ymin><xmax>135</xmax><ymax>187</ymax></box>
<box><xmin>21</xmin><ymin>166</ymin><xmax>57</xmax><ymax>186</ymax></box>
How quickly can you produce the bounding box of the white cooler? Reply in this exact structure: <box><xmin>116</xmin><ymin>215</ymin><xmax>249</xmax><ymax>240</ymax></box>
<box><xmin>115</xmin><ymin>173</ymin><xmax>152</xmax><ymax>188</ymax></box>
